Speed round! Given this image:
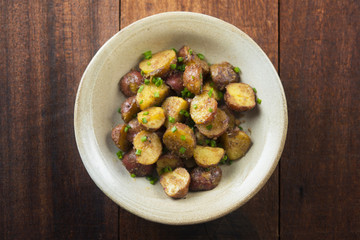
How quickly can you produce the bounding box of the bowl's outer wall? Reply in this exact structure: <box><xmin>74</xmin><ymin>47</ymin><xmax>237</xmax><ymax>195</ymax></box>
<box><xmin>74</xmin><ymin>12</ymin><xmax>287</xmax><ymax>225</ymax></box>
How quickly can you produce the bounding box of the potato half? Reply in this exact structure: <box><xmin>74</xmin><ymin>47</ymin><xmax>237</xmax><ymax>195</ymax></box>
<box><xmin>139</xmin><ymin>50</ymin><xmax>177</xmax><ymax>77</ymax></box>
<box><xmin>111</xmin><ymin>124</ymin><xmax>131</xmax><ymax>151</ymax></box>
<box><xmin>160</xmin><ymin>167</ymin><xmax>190</xmax><ymax>199</ymax></box>
<box><xmin>161</xmin><ymin>96</ymin><xmax>189</xmax><ymax>128</ymax></box>
<box><xmin>225</xmin><ymin>83</ymin><xmax>256</xmax><ymax>112</ymax></box>
<box><xmin>193</xmin><ymin>145</ymin><xmax>225</xmax><ymax>167</ymax></box>
<box><xmin>183</xmin><ymin>64</ymin><xmax>203</xmax><ymax>95</ymax></box>
<box><xmin>190</xmin><ymin>92</ymin><xmax>218</xmax><ymax>125</ymax></box>
<box><xmin>220</xmin><ymin>128</ymin><xmax>252</xmax><ymax>160</ymax></box>
<box><xmin>121</xmin><ymin>96</ymin><xmax>141</xmax><ymax>123</ymax></box>
<box><xmin>133</xmin><ymin>130</ymin><xmax>162</xmax><ymax>165</ymax></box>
<box><xmin>197</xmin><ymin>109</ymin><xmax>229</xmax><ymax>138</ymax></box>
<box><xmin>202</xmin><ymin>81</ymin><xmax>223</xmax><ymax>101</ymax></box>
<box><xmin>162</xmin><ymin>123</ymin><xmax>196</xmax><ymax>159</ymax></box>
<box><xmin>137</xmin><ymin>107</ymin><xmax>165</xmax><ymax>131</ymax></box>
<box><xmin>136</xmin><ymin>82</ymin><xmax>169</xmax><ymax>110</ymax></box>
<box><xmin>156</xmin><ymin>154</ymin><xmax>184</xmax><ymax>175</ymax></box>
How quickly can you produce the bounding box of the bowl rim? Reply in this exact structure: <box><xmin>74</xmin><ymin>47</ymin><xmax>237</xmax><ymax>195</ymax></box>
<box><xmin>74</xmin><ymin>11</ymin><xmax>288</xmax><ymax>225</ymax></box>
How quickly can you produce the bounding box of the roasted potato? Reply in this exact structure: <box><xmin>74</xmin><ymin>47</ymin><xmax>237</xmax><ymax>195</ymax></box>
<box><xmin>178</xmin><ymin>45</ymin><xmax>209</xmax><ymax>74</ymax></box>
<box><xmin>193</xmin><ymin>145</ymin><xmax>225</xmax><ymax>167</ymax></box>
<box><xmin>190</xmin><ymin>92</ymin><xmax>218</xmax><ymax>124</ymax></box>
<box><xmin>139</xmin><ymin>50</ymin><xmax>177</xmax><ymax>78</ymax></box>
<box><xmin>220</xmin><ymin>128</ymin><xmax>252</xmax><ymax>160</ymax></box>
<box><xmin>165</xmin><ymin>71</ymin><xmax>184</xmax><ymax>95</ymax></box>
<box><xmin>119</xmin><ymin>70</ymin><xmax>144</xmax><ymax>97</ymax></box>
<box><xmin>156</xmin><ymin>154</ymin><xmax>184</xmax><ymax>175</ymax></box>
<box><xmin>220</xmin><ymin>106</ymin><xmax>237</xmax><ymax>130</ymax></box>
<box><xmin>194</xmin><ymin>129</ymin><xmax>208</xmax><ymax>146</ymax></box>
<box><xmin>202</xmin><ymin>81</ymin><xmax>223</xmax><ymax>101</ymax></box>
<box><xmin>189</xmin><ymin>166</ymin><xmax>222</xmax><ymax>191</ymax></box>
<box><xmin>121</xmin><ymin>96</ymin><xmax>141</xmax><ymax>123</ymax></box>
<box><xmin>210</xmin><ymin>62</ymin><xmax>239</xmax><ymax>90</ymax></box>
<box><xmin>183</xmin><ymin>64</ymin><xmax>203</xmax><ymax>95</ymax></box>
<box><xmin>161</xmin><ymin>96</ymin><xmax>189</xmax><ymax>128</ymax></box>
<box><xmin>133</xmin><ymin>130</ymin><xmax>162</xmax><ymax>165</ymax></box>
<box><xmin>137</xmin><ymin>107</ymin><xmax>165</xmax><ymax>131</ymax></box>
<box><xmin>225</xmin><ymin>83</ymin><xmax>256</xmax><ymax>112</ymax></box>
<box><xmin>183</xmin><ymin>158</ymin><xmax>197</xmax><ymax>169</ymax></box>
<box><xmin>136</xmin><ymin>82</ymin><xmax>169</xmax><ymax>110</ymax></box>
<box><xmin>197</xmin><ymin>109</ymin><xmax>229</xmax><ymax>138</ymax></box>
<box><xmin>111</xmin><ymin>123</ymin><xmax>131</xmax><ymax>151</ymax></box>
<box><xmin>160</xmin><ymin>167</ymin><xmax>190</xmax><ymax>199</ymax></box>
<box><xmin>122</xmin><ymin>149</ymin><xmax>155</xmax><ymax>177</ymax></box>
<box><xmin>162</xmin><ymin>123</ymin><xmax>196</xmax><ymax>159</ymax></box>
<box><xmin>126</xmin><ymin>118</ymin><xmax>145</xmax><ymax>142</ymax></box>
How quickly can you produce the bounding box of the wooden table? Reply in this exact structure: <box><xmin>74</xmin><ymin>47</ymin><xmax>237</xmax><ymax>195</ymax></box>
<box><xmin>1</xmin><ymin>1</ymin><xmax>359</xmax><ymax>239</ymax></box>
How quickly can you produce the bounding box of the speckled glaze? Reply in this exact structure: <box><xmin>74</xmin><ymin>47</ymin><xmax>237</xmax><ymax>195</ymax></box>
<box><xmin>74</xmin><ymin>12</ymin><xmax>287</xmax><ymax>225</ymax></box>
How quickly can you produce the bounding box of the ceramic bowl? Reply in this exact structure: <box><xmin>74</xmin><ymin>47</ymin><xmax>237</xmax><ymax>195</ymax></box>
<box><xmin>74</xmin><ymin>12</ymin><xmax>287</xmax><ymax>225</ymax></box>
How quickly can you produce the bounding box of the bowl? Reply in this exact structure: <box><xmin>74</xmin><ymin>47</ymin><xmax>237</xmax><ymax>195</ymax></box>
<box><xmin>74</xmin><ymin>12</ymin><xmax>287</xmax><ymax>225</ymax></box>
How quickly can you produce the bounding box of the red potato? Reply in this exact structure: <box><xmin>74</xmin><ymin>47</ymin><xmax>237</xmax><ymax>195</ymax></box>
<box><xmin>165</xmin><ymin>71</ymin><xmax>184</xmax><ymax>95</ymax></box>
<box><xmin>224</xmin><ymin>83</ymin><xmax>256</xmax><ymax>112</ymax></box>
<box><xmin>183</xmin><ymin>64</ymin><xmax>203</xmax><ymax>95</ymax></box>
<box><xmin>119</xmin><ymin>70</ymin><xmax>144</xmax><ymax>97</ymax></box>
<box><xmin>178</xmin><ymin>45</ymin><xmax>209</xmax><ymax>75</ymax></box>
<box><xmin>210</xmin><ymin>62</ymin><xmax>239</xmax><ymax>90</ymax></box>
<box><xmin>126</xmin><ymin>118</ymin><xmax>145</xmax><ymax>142</ymax></box>
<box><xmin>121</xmin><ymin>96</ymin><xmax>141</xmax><ymax>123</ymax></box>
<box><xmin>189</xmin><ymin>166</ymin><xmax>222</xmax><ymax>191</ymax></box>
<box><xmin>122</xmin><ymin>150</ymin><xmax>155</xmax><ymax>177</ymax></box>
<box><xmin>111</xmin><ymin>123</ymin><xmax>131</xmax><ymax>151</ymax></box>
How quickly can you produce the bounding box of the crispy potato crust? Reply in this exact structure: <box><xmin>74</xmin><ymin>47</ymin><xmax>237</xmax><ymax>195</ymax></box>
<box><xmin>225</xmin><ymin>83</ymin><xmax>256</xmax><ymax>112</ymax></box>
<box><xmin>210</xmin><ymin>62</ymin><xmax>239</xmax><ymax>90</ymax></box>
<box><xmin>160</xmin><ymin>167</ymin><xmax>190</xmax><ymax>199</ymax></box>
<box><xmin>122</xmin><ymin>149</ymin><xmax>155</xmax><ymax>176</ymax></box>
<box><xmin>189</xmin><ymin>166</ymin><xmax>222</xmax><ymax>191</ymax></box>
<box><xmin>119</xmin><ymin>70</ymin><xmax>144</xmax><ymax>97</ymax></box>
<box><xmin>183</xmin><ymin>64</ymin><xmax>203</xmax><ymax>95</ymax></box>
<box><xmin>133</xmin><ymin>130</ymin><xmax>162</xmax><ymax>165</ymax></box>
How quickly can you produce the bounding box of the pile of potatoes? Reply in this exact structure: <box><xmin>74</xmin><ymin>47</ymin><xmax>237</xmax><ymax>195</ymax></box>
<box><xmin>112</xmin><ymin>46</ymin><xmax>258</xmax><ymax>199</ymax></box>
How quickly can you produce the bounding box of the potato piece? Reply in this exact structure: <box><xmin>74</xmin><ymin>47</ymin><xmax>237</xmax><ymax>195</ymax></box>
<box><xmin>122</xmin><ymin>150</ymin><xmax>155</xmax><ymax>177</ymax></box>
<box><xmin>136</xmin><ymin>82</ymin><xmax>169</xmax><ymax>110</ymax></box>
<box><xmin>178</xmin><ymin>45</ymin><xmax>209</xmax><ymax>74</ymax></box>
<box><xmin>197</xmin><ymin>109</ymin><xmax>229</xmax><ymax>138</ymax></box>
<box><xmin>161</xmin><ymin>97</ymin><xmax>189</xmax><ymax>128</ymax></box>
<box><xmin>137</xmin><ymin>107</ymin><xmax>165</xmax><ymax>131</ymax></box>
<box><xmin>220</xmin><ymin>128</ymin><xmax>252</xmax><ymax>160</ymax></box>
<box><xmin>111</xmin><ymin>124</ymin><xmax>131</xmax><ymax>151</ymax></box>
<box><xmin>202</xmin><ymin>81</ymin><xmax>223</xmax><ymax>101</ymax></box>
<box><xmin>183</xmin><ymin>158</ymin><xmax>197</xmax><ymax>169</ymax></box>
<box><xmin>126</xmin><ymin>118</ymin><xmax>145</xmax><ymax>142</ymax></box>
<box><xmin>165</xmin><ymin>71</ymin><xmax>184</xmax><ymax>95</ymax></box>
<box><xmin>221</xmin><ymin>106</ymin><xmax>237</xmax><ymax>130</ymax></box>
<box><xmin>160</xmin><ymin>167</ymin><xmax>190</xmax><ymax>199</ymax></box>
<box><xmin>162</xmin><ymin>123</ymin><xmax>196</xmax><ymax>159</ymax></box>
<box><xmin>118</xmin><ymin>70</ymin><xmax>144</xmax><ymax>97</ymax></box>
<box><xmin>190</xmin><ymin>92</ymin><xmax>218</xmax><ymax>124</ymax></box>
<box><xmin>210</xmin><ymin>62</ymin><xmax>239</xmax><ymax>90</ymax></box>
<box><xmin>139</xmin><ymin>50</ymin><xmax>177</xmax><ymax>78</ymax></box>
<box><xmin>183</xmin><ymin>64</ymin><xmax>203</xmax><ymax>95</ymax></box>
<box><xmin>193</xmin><ymin>145</ymin><xmax>225</xmax><ymax>167</ymax></box>
<box><xmin>189</xmin><ymin>166</ymin><xmax>222</xmax><ymax>191</ymax></box>
<box><xmin>156</xmin><ymin>154</ymin><xmax>184</xmax><ymax>175</ymax></box>
<box><xmin>194</xmin><ymin>129</ymin><xmax>208</xmax><ymax>146</ymax></box>
<box><xmin>121</xmin><ymin>96</ymin><xmax>141</xmax><ymax>123</ymax></box>
<box><xmin>225</xmin><ymin>83</ymin><xmax>256</xmax><ymax>112</ymax></box>
<box><xmin>133</xmin><ymin>130</ymin><xmax>162</xmax><ymax>165</ymax></box>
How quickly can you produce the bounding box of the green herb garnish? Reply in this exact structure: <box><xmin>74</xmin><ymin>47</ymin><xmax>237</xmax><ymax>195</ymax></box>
<box><xmin>168</xmin><ymin>116</ymin><xmax>175</xmax><ymax>123</ymax></box>
<box><xmin>179</xmin><ymin>147</ymin><xmax>186</xmax><ymax>154</ymax></box>
<box><xmin>144</xmin><ymin>79</ymin><xmax>150</xmax><ymax>85</ymax></box>
<box><xmin>143</xmin><ymin>50</ymin><xmax>152</xmax><ymax>59</ymax></box>
<box><xmin>124</xmin><ymin>125</ymin><xmax>131</xmax><ymax>132</ymax></box>
<box><xmin>178</xmin><ymin>57</ymin><xmax>184</xmax><ymax>62</ymax></box>
<box><xmin>256</xmin><ymin>98</ymin><xmax>262</xmax><ymax>104</ymax></box>
<box><xmin>154</xmin><ymin>92</ymin><xmax>159</xmax><ymax>98</ymax></box>
<box><xmin>197</xmin><ymin>53</ymin><xmax>205</xmax><ymax>60</ymax></box>
<box><xmin>116</xmin><ymin>150</ymin><xmax>123</xmax><ymax>159</ymax></box>
<box><xmin>181</xmin><ymin>135</ymin><xmax>186</xmax><ymax>141</ymax></box>
<box><xmin>142</xmin><ymin>118</ymin><xmax>148</xmax><ymax>123</ymax></box>
<box><xmin>138</xmin><ymin>85</ymin><xmax>144</xmax><ymax>93</ymax></box>
<box><xmin>233</xmin><ymin>66</ymin><xmax>241</xmax><ymax>73</ymax></box>
<box><xmin>141</xmin><ymin>136</ymin><xmax>147</xmax><ymax>142</ymax></box>
<box><xmin>171</xmin><ymin>126</ymin><xmax>177</xmax><ymax>132</ymax></box>
<box><xmin>135</xmin><ymin>149</ymin><xmax>142</xmax><ymax>156</ymax></box>
<box><xmin>170</xmin><ymin>64</ymin><xmax>177</xmax><ymax>70</ymax></box>
<box><xmin>206</xmin><ymin>125</ymin><xmax>213</xmax><ymax>130</ymax></box>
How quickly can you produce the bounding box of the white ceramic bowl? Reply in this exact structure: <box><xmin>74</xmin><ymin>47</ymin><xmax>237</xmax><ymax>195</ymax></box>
<box><xmin>74</xmin><ymin>12</ymin><xmax>287</xmax><ymax>225</ymax></box>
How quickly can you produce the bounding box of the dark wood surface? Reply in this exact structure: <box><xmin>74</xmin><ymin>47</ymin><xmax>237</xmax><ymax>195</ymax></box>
<box><xmin>0</xmin><ymin>0</ymin><xmax>358</xmax><ymax>239</ymax></box>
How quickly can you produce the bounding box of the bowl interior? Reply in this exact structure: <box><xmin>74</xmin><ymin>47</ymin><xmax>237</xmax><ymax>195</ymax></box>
<box><xmin>75</xmin><ymin>12</ymin><xmax>287</xmax><ymax>225</ymax></box>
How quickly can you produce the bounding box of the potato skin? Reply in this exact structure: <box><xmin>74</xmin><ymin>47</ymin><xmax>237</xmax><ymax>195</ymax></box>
<box><xmin>224</xmin><ymin>83</ymin><xmax>256</xmax><ymax>112</ymax></box>
<box><xmin>220</xmin><ymin>128</ymin><xmax>252</xmax><ymax>160</ymax></box>
<box><xmin>165</xmin><ymin>71</ymin><xmax>184</xmax><ymax>95</ymax></box>
<box><xmin>162</xmin><ymin>123</ymin><xmax>196</xmax><ymax>159</ymax></box>
<box><xmin>122</xmin><ymin>149</ymin><xmax>155</xmax><ymax>177</ymax></box>
<box><xmin>121</xmin><ymin>96</ymin><xmax>141</xmax><ymax>123</ymax></box>
<box><xmin>183</xmin><ymin>64</ymin><xmax>203</xmax><ymax>95</ymax></box>
<box><xmin>178</xmin><ymin>45</ymin><xmax>209</xmax><ymax>75</ymax></box>
<box><xmin>156</xmin><ymin>154</ymin><xmax>184</xmax><ymax>175</ymax></box>
<box><xmin>160</xmin><ymin>167</ymin><xmax>190</xmax><ymax>199</ymax></box>
<box><xmin>189</xmin><ymin>166</ymin><xmax>222</xmax><ymax>191</ymax></box>
<box><xmin>210</xmin><ymin>62</ymin><xmax>239</xmax><ymax>90</ymax></box>
<box><xmin>119</xmin><ymin>70</ymin><xmax>144</xmax><ymax>97</ymax></box>
<box><xmin>111</xmin><ymin>123</ymin><xmax>131</xmax><ymax>151</ymax></box>
<box><xmin>126</xmin><ymin>118</ymin><xmax>145</xmax><ymax>142</ymax></box>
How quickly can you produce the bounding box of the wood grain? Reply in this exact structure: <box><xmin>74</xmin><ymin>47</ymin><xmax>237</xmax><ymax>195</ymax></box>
<box><xmin>0</xmin><ymin>1</ymin><xmax>119</xmax><ymax>239</ymax></box>
<box><xmin>280</xmin><ymin>0</ymin><xmax>360</xmax><ymax>239</ymax></box>
<box><xmin>120</xmin><ymin>1</ymin><xmax>279</xmax><ymax>239</ymax></box>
